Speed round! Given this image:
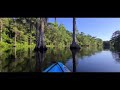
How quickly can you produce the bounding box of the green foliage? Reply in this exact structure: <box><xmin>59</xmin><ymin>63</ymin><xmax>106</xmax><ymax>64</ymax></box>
<box><xmin>110</xmin><ymin>30</ymin><xmax>120</xmax><ymax>51</ymax></box>
<box><xmin>0</xmin><ymin>42</ymin><xmax>12</xmax><ymax>49</ymax></box>
<box><xmin>45</xmin><ymin>23</ymin><xmax>72</xmax><ymax>47</ymax></box>
<box><xmin>0</xmin><ymin>18</ymin><xmax>103</xmax><ymax>48</ymax></box>
<box><xmin>77</xmin><ymin>32</ymin><xmax>103</xmax><ymax>47</ymax></box>
<box><xmin>0</xmin><ymin>18</ymin><xmax>36</xmax><ymax>47</ymax></box>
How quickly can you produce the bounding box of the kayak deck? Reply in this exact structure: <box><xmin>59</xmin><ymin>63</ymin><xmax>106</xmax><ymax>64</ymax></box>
<box><xmin>43</xmin><ymin>62</ymin><xmax>70</xmax><ymax>72</ymax></box>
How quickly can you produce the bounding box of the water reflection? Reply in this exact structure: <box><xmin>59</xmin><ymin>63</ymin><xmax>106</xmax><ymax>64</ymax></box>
<box><xmin>112</xmin><ymin>51</ymin><xmax>120</xmax><ymax>63</ymax></box>
<box><xmin>0</xmin><ymin>46</ymin><xmax>108</xmax><ymax>72</ymax></box>
<box><xmin>42</xmin><ymin>48</ymin><xmax>71</xmax><ymax>70</ymax></box>
<box><xmin>71</xmin><ymin>49</ymin><xmax>80</xmax><ymax>72</ymax></box>
<box><xmin>78</xmin><ymin>46</ymin><xmax>103</xmax><ymax>59</ymax></box>
<box><xmin>0</xmin><ymin>47</ymin><xmax>36</xmax><ymax>72</ymax></box>
<box><xmin>13</xmin><ymin>47</ymin><xmax>17</xmax><ymax>62</ymax></box>
<box><xmin>35</xmin><ymin>51</ymin><xmax>46</xmax><ymax>72</ymax></box>
<box><xmin>65</xmin><ymin>47</ymin><xmax>103</xmax><ymax>72</ymax></box>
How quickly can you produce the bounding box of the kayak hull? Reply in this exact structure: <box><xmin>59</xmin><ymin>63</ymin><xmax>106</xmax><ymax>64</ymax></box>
<box><xmin>43</xmin><ymin>62</ymin><xmax>70</xmax><ymax>72</ymax></box>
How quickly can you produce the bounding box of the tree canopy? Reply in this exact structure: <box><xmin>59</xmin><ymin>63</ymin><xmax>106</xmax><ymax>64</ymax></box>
<box><xmin>0</xmin><ymin>18</ymin><xmax>103</xmax><ymax>48</ymax></box>
<box><xmin>110</xmin><ymin>30</ymin><xmax>120</xmax><ymax>51</ymax></box>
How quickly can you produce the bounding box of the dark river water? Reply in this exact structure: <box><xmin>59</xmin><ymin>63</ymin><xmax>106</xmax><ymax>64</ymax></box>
<box><xmin>0</xmin><ymin>47</ymin><xmax>120</xmax><ymax>72</ymax></box>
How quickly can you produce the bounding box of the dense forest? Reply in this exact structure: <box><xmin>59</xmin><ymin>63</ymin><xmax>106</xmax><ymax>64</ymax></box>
<box><xmin>103</xmin><ymin>41</ymin><xmax>110</xmax><ymax>49</ymax></box>
<box><xmin>0</xmin><ymin>18</ymin><xmax>103</xmax><ymax>49</ymax></box>
<box><xmin>110</xmin><ymin>30</ymin><xmax>120</xmax><ymax>51</ymax></box>
<box><xmin>102</xmin><ymin>30</ymin><xmax>120</xmax><ymax>51</ymax></box>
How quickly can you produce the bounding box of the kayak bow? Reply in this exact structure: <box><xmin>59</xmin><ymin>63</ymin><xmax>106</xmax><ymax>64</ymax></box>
<box><xmin>43</xmin><ymin>62</ymin><xmax>70</xmax><ymax>72</ymax></box>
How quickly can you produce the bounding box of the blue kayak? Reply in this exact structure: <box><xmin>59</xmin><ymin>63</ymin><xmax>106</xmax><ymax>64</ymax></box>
<box><xmin>43</xmin><ymin>62</ymin><xmax>70</xmax><ymax>72</ymax></box>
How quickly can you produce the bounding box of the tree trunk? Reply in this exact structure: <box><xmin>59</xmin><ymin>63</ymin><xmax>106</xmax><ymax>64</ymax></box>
<box><xmin>14</xmin><ymin>33</ymin><xmax>16</xmax><ymax>47</ymax></box>
<box><xmin>55</xmin><ymin>18</ymin><xmax>56</xmax><ymax>23</ymax></box>
<box><xmin>73</xmin><ymin>18</ymin><xmax>76</xmax><ymax>43</ymax></box>
<box><xmin>20</xmin><ymin>35</ymin><xmax>22</xmax><ymax>44</ymax></box>
<box><xmin>41</xmin><ymin>18</ymin><xmax>45</xmax><ymax>47</ymax></box>
<box><xmin>35</xmin><ymin>19</ymin><xmax>40</xmax><ymax>49</ymax></box>
<box><xmin>70</xmin><ymin>18</ymin><xmax>80</xmax><ymax>49</ymax></box>
<box><xmin>0</xmin><ymin>19</ymin><xmax>2</xmax><ymax>42</ymax></box>
<box><xmin>34</xmin><ymin>18</ymin><xmax>47</xmax><ymax>51</ymax></box>
<box><xmin>8</xmin><ymin>19</ymin><xmax>12</xmax><ymax>39</ymax></box>
<box><xmin>38</xmin><ymin>18</ymin><xmax>47</xmax><ymax>50</ymax></box>
<box><xmin>38</xmin><ymin>18</ymin><xmax>42</xmax><ymax>48</ymax></box>
<box><xmin>14</xmin><ymin>47</ymin><xmax>16</xmax><ymax>61</ymax></box>
<box><xmin>28</xmin><ymin>23</ymin><xmax>32</xmax><ymax>45</ymax></box>
<box><xmin>34</xmin><ymin>18</ymin><xmax>39</xmax><ymax>50</ymax></box>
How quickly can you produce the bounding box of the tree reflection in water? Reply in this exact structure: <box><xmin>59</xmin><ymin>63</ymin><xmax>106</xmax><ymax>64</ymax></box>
<box><xmin>35</xmin><ymin>50</ymin><xmax>46</xmax><ymax>72</ymax></box>
<box><xmin>71</xmin><ymin>48</ymin><xmax>80</xmax><ymax>72</ymax></box>
<box><xmin>112</xmin><ymin>51</ymin><xmax>120</xmax><ymax>63</ymax></box>
<box><xmin>13</xmin><ymin>47</ymin><xmax>17</xmax><ymax>62</ymax></box>
<box><xmin>0</xmin><ymin>46</ymin><xmax>104</xmax><ymax>72</ymax></box>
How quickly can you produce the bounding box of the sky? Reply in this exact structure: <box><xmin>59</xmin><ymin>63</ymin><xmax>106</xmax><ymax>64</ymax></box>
<box><xmin>48</xmin><ymin>18</ymin><xmax>120</xmax><ymax>41</ymax></box>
